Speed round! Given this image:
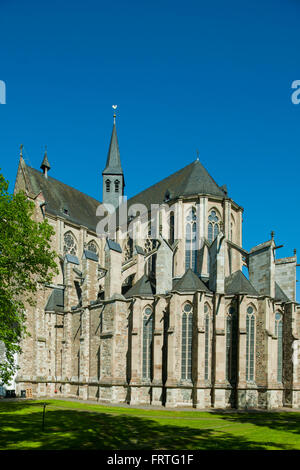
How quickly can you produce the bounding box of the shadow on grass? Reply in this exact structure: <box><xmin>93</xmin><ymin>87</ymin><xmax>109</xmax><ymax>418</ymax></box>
<box><xmin>210</xmin><ymin>409</ymin><xmax>300</xmax><ymax>438</ymax></box>
<box><xmin>0</xmin><ymin>401</ymin><xmax>298</xmax><ymax>450</ymax></box>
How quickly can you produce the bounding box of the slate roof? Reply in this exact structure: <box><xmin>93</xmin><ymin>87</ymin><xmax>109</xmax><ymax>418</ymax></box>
<box><xmin>45</xmin><ymin>287</ymin><xmax>64</xmax><ymax>312</ymax></box>
<box><xmin>106</xmin><ymin>239</ymin><xmax>122</xmax><ymax>253</ymax></box>
<box><xmin>172</xmin><ymin>269</ymin><xmax>211</xmax><ymax>293</ymax></box>
<box><xmin>25</xmin><ymin>165</ymin><xmax>101</xmax><ymax>232</ymax></box>
<box><xmin>102</xmin><ymin>121</ymin><xmax>123</xmax><ymax>175</ymax></box>
<box><xmin>128</xmin><ymin>159</ymin><xmax>226</xmax><ymax>210</ymax></box>
<box><xmin>124</xmin><ymin>274</ymin><xmax>156</xmax><ymax>298</ymax></box>
<box><xmin>83</xmin><ymin>249</ymin><xmax>99</xmax><ymax>262</ymax></box>
<box><xmin>225</xmin><ymin>270</ymin><xmax>259</xmax><ymax>296</ymax></box>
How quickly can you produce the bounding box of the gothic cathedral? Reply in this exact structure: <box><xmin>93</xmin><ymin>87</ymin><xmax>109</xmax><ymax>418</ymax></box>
<box><xmin>13</xmin><ymin>118</ymin><xmax>300</xmax><ymax>409</ymax></box>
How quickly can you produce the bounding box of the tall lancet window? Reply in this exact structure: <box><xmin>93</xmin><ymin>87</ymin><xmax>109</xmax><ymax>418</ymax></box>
<box><xmin>204</xmin><ymin>304</ymin><xmax>211</xmax><ymax>381</ymax></box>
<box><xmin>246</xmin><ymin>306</ymin><xmax>256</xmax><ymax>382</ymax></box>
<box><xmin>181</xmin><ymin>303</ymin><xmax>193</xmax><ymax>380</ymax></box>
<box><xmin>142</xmin><ymin>307</ymin><xmax>153</xmax><ymax>380</ymax></box>
<box><xmin>115</xmin><ymin>179</ymin><xmax>120</xmax><ymax>193</ymax></box>
<box><xmin>226</xmin><ymin>306</ymin><xmax>238</xmax><ymax>384</ymax></box>
<box><xmin>185</xmin><ymin>208</ymin><xmax>197</xmax><ymax>272</ymax></box>
<box><xmin>275</xmin><ymin>312</ymin><xmax>283</xmax><ymax>383</ymax></box>
<box><xmin>208</xmin><ymin>210</ymin><xmax>220</xmax><ymax>243</ymax></box>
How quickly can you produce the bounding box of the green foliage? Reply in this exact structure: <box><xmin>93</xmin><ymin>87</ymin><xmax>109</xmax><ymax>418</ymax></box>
<box><xmin>0</xmin><ymin>172</ymin><xmax>58</xmax><ymax>384</ymax></box>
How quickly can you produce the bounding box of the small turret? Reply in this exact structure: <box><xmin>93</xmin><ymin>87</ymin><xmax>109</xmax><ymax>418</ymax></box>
<box><xmin>40</xmin><ymin>146</ymin><xmax>50</xmax><ymax>179</ymax></box>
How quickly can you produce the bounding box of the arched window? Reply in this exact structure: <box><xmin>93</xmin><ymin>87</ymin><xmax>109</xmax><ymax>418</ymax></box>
<box><xmin>246</xmin><ymin>306</ymin><xmax>256</xmax><ymax>382</ymax></box>
<box><xmin>181</xmin><ymin>303</ymin><xmax>193</xmax><ymax>380</ymax></box>
<box><xmin>185</xmin><ymin>208</ymin><xmax>197</xmax><ymax>272</ymax></box>
<box><xmin>105</xmin><ymin>179</ymin><xmax>111</xmax><ymax>193</ymax></box>
<box><xmin>142</xmin><ymin>306</ymin><xmax>153</xmax><ymax>380</ymax></box>
<box><xmin>169</xmin><ymin>211</ymin><xmax>175</xmax><ymax>246</ymax></box>
<box><xmin>230</xmin><ymin>215</ymin><xmax>235</xmax><ymax>242</ymax></box>
<box><xmin>204</xmin><ymin>304</ymin><xmax>210</xmax><ymax>381</ymax></box>
<box><xmin>275</xmin><ymin>312</ymin><xmax>283</xmax><ymax>383</ymax></box>
<box><xmin>144</xmin><ymin>222</ymin><xmax>158</xmax><ymax>279</ymax></box>
<box><xmin>226</xmin><ymin>306</ymin><xmax>238</xmax><ymax>384</ymax></box>
<box><xmin>208</xmin><ymin>209</ymin><xmax>220</xmax><ymax>243</ymax></box>
<box><xmin>87</xmin><ymin>240</ymin><xmax>98</xmax><ymax>254</ymax></box>
<box><xmin>63</xmin><ymin>231</ymin><xmax>77</xmax><ymax>256</ymax></box>
<box><xmin>115</xmin><ymin>180</ymin><xmax>120</xmax><ymax>193</ymax></box>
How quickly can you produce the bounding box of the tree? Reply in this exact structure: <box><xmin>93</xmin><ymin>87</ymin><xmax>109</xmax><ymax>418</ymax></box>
<box><xmin>0</xmin><ymin>171</ymin><xmax>58</xmax><ymax>384</ymax></box>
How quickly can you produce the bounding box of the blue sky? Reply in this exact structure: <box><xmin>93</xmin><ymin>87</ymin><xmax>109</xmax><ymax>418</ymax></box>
<box><xmin>0</xmin><ymin>0</ymin><xmax>300</xmax><ymax>297</ymax></box>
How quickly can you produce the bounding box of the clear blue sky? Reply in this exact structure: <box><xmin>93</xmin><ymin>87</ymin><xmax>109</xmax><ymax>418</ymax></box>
<box><xmin>1</xmin><ymin>0</ymin><xmax>300</xmax><ymax>297</ymax></box>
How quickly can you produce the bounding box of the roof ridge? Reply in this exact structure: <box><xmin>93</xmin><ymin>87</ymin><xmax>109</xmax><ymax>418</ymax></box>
<box><xmin>27</xmin><ymin>166</ymin><xmax>101</xmax><ymax>204</ymax></box>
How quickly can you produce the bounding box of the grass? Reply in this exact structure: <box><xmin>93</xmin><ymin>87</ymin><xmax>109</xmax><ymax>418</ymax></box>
<box><xmin>0</xmin><ymin>399</ymin><xmax>300</xmax><ymax>450</ymax></box>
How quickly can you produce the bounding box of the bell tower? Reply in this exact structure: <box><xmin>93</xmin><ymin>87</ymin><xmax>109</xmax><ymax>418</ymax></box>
<box><xmin>102</xmin><ymin>109</ymin><xmax>124</xmax><ymax>209</ymax></box>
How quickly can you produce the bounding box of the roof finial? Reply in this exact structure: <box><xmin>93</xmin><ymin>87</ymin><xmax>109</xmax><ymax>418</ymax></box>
<box><xmin>271</xmin><ymin>230</ymin><xmax>275</xmax><ymax>240</ymax></box>
<box><xmin>196</xmin><ymin>149</ymin><xmax>199</xmax><ymax>161</ymax></box>
<box><xmin>112</xmin><ymin>105</ymin><xmax>117</xmax><ymax>124</ymax></box>
<box><xmin>20</xmin><ymin>144</ymin><xmax>23</xmax><ymax>158</ymax></box>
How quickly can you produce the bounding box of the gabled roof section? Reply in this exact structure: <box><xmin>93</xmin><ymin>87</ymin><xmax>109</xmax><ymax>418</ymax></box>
<box><xmin>225</xmin><ymin>270</ymin><xmax>259</xmax><ymax>296</ymax></box>
<box><xmin>102</xmin><ymin>121</ymin><xmax>123</xmax><ymax>175</ymax></box>
<box><xmin>128</xmin><ymin>159</ymin><xmax>226</xmax><ymax>210</ymax></box>
<box><xmin>24</xmin><ymin>165</ymin><xmax>101</xmax><ymax>232</ymax></box>
<box><xmin>124</xmin><ymin>274</ymin><xmax>155</xmax><ymax>298</ymax></box>
<box><xmin>172</xmin><ymin>269</ymin><xmax>211</xmax><ymax>293</ymax></box>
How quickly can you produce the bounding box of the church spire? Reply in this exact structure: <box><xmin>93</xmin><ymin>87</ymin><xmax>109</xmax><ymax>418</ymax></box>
<box><xmin>102</xmin><ymin>108</ymin><xmax>125</xmax><ymax>208</ymax></box>
<box><xmin>103</xmin><ymin>107</ymin><xmax>123</xmax><ymax>176</ymax></box>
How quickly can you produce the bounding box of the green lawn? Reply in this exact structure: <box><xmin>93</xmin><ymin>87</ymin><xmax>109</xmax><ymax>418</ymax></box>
<box><xmin>0</xmin><ymin>399</ymin><xmax>300</xmax><ymax>450</ymax></box>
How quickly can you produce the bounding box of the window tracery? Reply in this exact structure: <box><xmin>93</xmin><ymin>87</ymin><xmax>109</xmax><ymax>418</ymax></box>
<box><xmin>208</xmin><ymin>209</ymin><xmax>220</xmax><ymax>243</ymax></box>
<box><xmin>63</xmin><ymin>231</ymin><xmax>77</xmax><ymax>256</ymax></box>
<box><xmin>142</xmin><ymin>306</ymin><xmax>153</xmax><ymax>380</ymax></box>
<box><xmin>246</xmin><ymin>306</ymin><xmax>255</xmax><ymax>382</ymax></box>
<box><xmin>87</xmin><ymin>240</ymin><xmax>98</xmax><ymax>254</ymax></box>
<box><xmin>181</xmin><ymin>302</ymin><xmax>193</xmax><ymax>380</ymax></box>
<box><xmin>185</xmin><ymin>208</ymin><xmax>197</xmax><ymax>272</ymax></box>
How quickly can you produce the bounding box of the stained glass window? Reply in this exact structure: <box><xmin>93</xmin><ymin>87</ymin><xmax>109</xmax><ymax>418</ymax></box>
<box><xmin>181</xmin><ymin>303</ymin><xmax>193</xmax><ymax>380</ymax></box>
<box><xmin>208</xmin><ymin>210</ymin><xmax>220</xmax><ymax>243</ymax></box>
<box><xmin>226</xmin><ymin>306</ymin><xmax>238</xmax><ymax>384</ymax></box>
<box><xmin>169</xmin><ymin>212</ymin><xmax>175</xmax><ymax>246</ymax></box>
<box><xmin>275</xmin><ymin>312</ymin><xmax>283</xmax><ymax>383</ymax></box>
<box><xmin>204</xmin><ymin>304</ymin><xmax>210</xmax><ymax>381</ymax></box>
<box><xmin>142</xmin><ymin>307</ymin><xmax>153</xmax><ymax>380</ymax></box>
<box><xmin>185</xmin><ymin>208</ymin><xmax>197</xmax><ymax>272</ymax></box>
<box><xmin>246</xmin><ymin>306</ymin><xmax>255</xmax><ymax>382</ymax></box>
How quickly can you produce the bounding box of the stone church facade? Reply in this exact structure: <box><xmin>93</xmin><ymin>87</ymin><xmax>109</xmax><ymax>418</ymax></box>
<box><xmin>13</xmin><ymin>118</ymin><xmax>300</xmax><ymax>409</ymax></box>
